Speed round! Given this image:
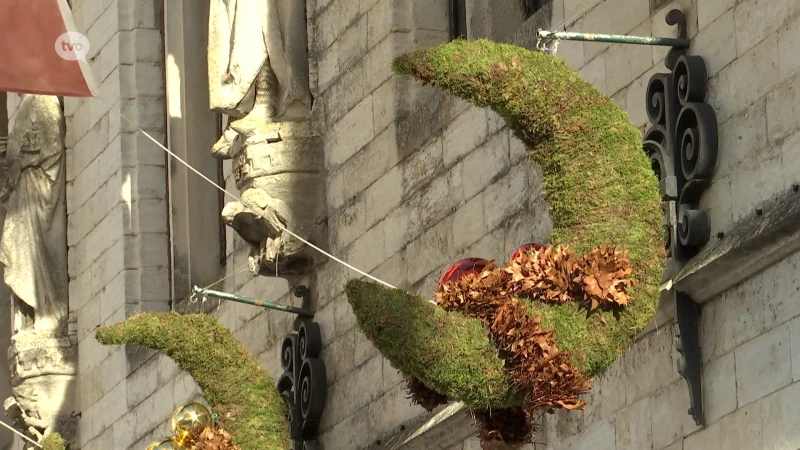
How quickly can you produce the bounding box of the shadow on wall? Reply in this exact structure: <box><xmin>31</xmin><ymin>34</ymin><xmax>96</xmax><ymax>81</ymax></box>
<box><xmin>0</xmin><ymin>91</ymin><xmax>13</xmax><ymax>450</ymax></box>
<box><xmin>164</xmin><ymin>0</ymin><xmax>227</xmax><ymax>315</ymax></box>
<box><xmin>0</xmin><ymin>268</ymin><xmax>13</xmax><ymax>450</ymax></box>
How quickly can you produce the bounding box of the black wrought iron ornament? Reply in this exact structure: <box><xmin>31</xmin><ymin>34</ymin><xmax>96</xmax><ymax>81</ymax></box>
<box><xmin>277</xmin><ymin>286</ymin><xmax>328</xmax><ymax>449</ymax></box>
<box><xmin>643</xmin><ymin>9</ymin><xmax>718</xmax><ymax>427</ymax></box>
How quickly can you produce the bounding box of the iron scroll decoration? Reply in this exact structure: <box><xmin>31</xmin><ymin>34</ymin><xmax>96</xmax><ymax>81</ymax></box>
<box><xmin>277</xmin><ymin>286</ymin><xmax>328</xmax><ymax>450</ymax></box>
<box><xmin>643</xmin><ymin>9</ymin><xmax>718</xmax><ymax>427</ymax></box>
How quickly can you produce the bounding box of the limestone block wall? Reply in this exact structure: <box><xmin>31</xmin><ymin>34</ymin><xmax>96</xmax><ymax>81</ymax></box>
<box><xmin>62</xmin><ymin>0</ymin><xmax>173</xmax><ymax>448</ymax></box>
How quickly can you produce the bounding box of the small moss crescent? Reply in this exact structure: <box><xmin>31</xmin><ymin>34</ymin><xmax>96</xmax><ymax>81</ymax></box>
<box><xmin>96</xmin><ymin>312</ymin><xmax>289</xmax><ymax>449</ymax></box>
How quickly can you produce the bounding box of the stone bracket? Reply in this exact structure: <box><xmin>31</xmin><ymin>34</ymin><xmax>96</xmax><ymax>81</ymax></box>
<box><xmin>276</xmin><ymin>286</ymin><xmax>328</xmax><ymax>450</ymax></box>
<box><xmin>642</xmin><ymin>9</ymin><xmax>718</xmax><ymax>427</ymax></box>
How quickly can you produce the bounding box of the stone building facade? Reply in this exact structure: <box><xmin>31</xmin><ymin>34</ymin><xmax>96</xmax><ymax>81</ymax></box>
<box><xmin>2</xmin><ymin>0</ymin><xmax>800</xmax><ymax>448</ymax></box>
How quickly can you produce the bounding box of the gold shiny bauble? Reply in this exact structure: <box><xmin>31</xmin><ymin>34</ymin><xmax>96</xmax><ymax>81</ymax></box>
<box><xmin>171</xmin><ymin>402</ymin><xmax>213</xmax><ymax>437</ymax></box>
<box><xmin>146</xmin><ymin>438</ymin><xmax>181</xmax><ymax>450</ymax></box>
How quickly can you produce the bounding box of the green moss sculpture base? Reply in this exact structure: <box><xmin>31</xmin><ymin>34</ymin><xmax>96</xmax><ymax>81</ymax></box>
<box><xmin>95</xmin><ymin>312</ymin><xmax>289</xmax><ymax>450</ymax></box>
<box><xmin>392</xmin><ymin>39</ymin><xmax>664</xmax><ymax>374</ymax></box>
<box><xmin>41</xmin><ymin>434</ymin><xmax>66</xmax><ymax>450</ymax></box>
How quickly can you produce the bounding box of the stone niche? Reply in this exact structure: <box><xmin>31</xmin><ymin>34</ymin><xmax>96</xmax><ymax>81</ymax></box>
<box><xmin>207</xmin><ymin>0</ymin><xmax>325</xmax><ymax>281</ymax></box>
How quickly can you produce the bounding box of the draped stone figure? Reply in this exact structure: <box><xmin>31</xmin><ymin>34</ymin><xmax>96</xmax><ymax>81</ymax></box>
<box><xmin>0</xmin><ymin>94</ymin><xmax>77</xmax><ymax>448</ymax></box>
<box><xmin>208</xmin><ymin>0</ymin><xmax>325</xmax><ymax>279</ymax></box>
<box><xmin>207</xmin><ymin>0</ymin><xmax>312</xmax><ymax>125</ymax></box>
<box><xmin>0</xmin><ymin>94</ymin><xmax>68</xmax><ymax>335</ymax></box>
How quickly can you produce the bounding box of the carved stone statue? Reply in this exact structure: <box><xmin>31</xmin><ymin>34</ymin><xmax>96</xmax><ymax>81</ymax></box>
<box><xmin>0</xmin><ymin>94</ymin><xmax>77</xmax><ymax>448</ymax></box>
<box><xmin>208</xmin><ymin>0</ymin><xmax>325</xmax><ymax>278</ymax></box>
<box><xmin>0</xmin><ymin>95</ymin><xmax>68</xmax><ymax>335</ymax></box>
<box><xmin>208</xmin><ymin>0</ymin><xmax>312</xmax><ymax>124</ymax></box>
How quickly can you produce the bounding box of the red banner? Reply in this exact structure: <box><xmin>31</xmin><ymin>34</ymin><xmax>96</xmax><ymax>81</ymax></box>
<box><xmin>0</xmin><ymin>0</ymin><xmax>98</xmax><ymax>97</ymax></box>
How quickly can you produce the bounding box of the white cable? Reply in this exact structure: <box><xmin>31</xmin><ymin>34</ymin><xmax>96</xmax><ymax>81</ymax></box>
<box><xmin>0</xmin><ymin>417</ymin><xmax>42</xmax><ymax>448</ymax></box>
<box><xmin>120</xmin><ymin>114</ymin><xmax>397</xmax><ymax>290</ymax></box>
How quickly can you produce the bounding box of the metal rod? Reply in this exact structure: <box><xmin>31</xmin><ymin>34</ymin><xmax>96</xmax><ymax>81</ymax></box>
<box><xmin>537</xmin><ymin>29</ymin><xmax>690</xmax><ymax>48</ymax></box>
<box><xmin>192</xmin><ymin>286</ymin><xmax>314</xmax><ymax>318</ymax></box>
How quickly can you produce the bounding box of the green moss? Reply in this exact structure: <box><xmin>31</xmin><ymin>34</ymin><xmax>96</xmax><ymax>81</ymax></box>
<box><xmin>41</xmin><ymin>434</ymin><xmax>66</xmax><ymax>450</ymax></box>
<box><xmin>95</xmin><ymin>312</ymin><xmax>289</xmax><ymax>450</ymax></box>
<box><xmin>346</xmin><ymin>280</ymin><xmax>520</xmax><ymax>409</ymax></box>
<box><xmin>393</xmin><ymin>39</ymin><xmax>663</xmax><ymax>375</ymax></box>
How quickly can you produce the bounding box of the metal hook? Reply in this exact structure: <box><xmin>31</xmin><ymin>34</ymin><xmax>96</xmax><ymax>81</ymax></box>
<box><xmin>536</xmin><ymin>37</ymin><xmax>560</xmax><ymax>55</ymax></box>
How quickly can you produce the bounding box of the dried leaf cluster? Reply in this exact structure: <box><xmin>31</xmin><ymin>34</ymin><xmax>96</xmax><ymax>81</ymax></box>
<box><xmin>405</xmin><ymin>376</ymin><xmax>449</xmax><ymax>412</ymax></box>
<box><xmin>431</xmin><ymin>245</ymin><xmax>634</xmax><ymax>443</ymax></box>
<box><xmin>496</xmin><ymin>245</ymin><xmax>633</xmax><ymax>311</ymax></box>
<box><xmin>182</xmin><ymin>427</ymin><xmax>240</xmax><ymax>450</ymax></box>
<box><xmin>438</xmin><ymin>271</ymin><xmax>591</xmax><ymax>410</ymax></box>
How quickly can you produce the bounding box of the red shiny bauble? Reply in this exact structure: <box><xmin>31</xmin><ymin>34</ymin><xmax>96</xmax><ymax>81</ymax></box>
<box><xmin>510</xmin><ymin>242</ymin><xmax>546</xmax><ymax>261</ymax></box>
<box><xmin>437</xmin><ymin>258</ymin><xmax>491</xmax><ymax>289</ymax></box>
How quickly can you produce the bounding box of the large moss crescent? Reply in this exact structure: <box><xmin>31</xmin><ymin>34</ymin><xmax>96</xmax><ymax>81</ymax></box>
<box><xmin>346</xmin><ymin>37</ymin><xmax>664</xmax><ymax>404</ymax></box>
<box><xmin>95</xmin><ymin>312</ymin><xmax>289</xmax><ymax>449</ymax></box>
<box><xmin>393</xmin><ymin>39</ymin><xmax>664</xmax><ymax>375</ymax></box>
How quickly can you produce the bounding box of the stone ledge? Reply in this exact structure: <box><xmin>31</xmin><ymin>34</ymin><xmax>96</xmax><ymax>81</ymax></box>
<box><xmin>639</xmin><ymin>184</ymin><xmax>800</xmax><ymax>338</ymax></box>
<box><xmin>674</xmin><ymin>185</ymin><xmax>800</xmax><ymax>304</ymax></box>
